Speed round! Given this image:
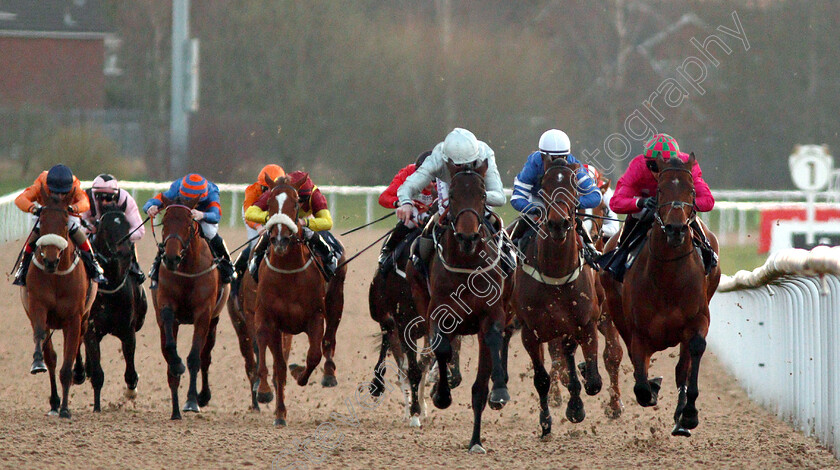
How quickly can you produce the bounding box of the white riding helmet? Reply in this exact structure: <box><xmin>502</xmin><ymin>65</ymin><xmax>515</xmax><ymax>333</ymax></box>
<box><xmin>538</xmin><ymin>129</ymin><xmax>571</xmax><ymax>156</ymax></box>
<box><xmin>442</xmin><ymin>128</ymin><xmax>481</xmax><ymax>164</ymax></box>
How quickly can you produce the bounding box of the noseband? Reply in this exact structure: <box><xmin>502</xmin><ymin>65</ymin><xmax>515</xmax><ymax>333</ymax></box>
<box><xmin>448</xmin><ymin>169</ymin><xmax>486</xmax><ymax>234</ymax></box>
<box><xmin>161</xmin><ymin>205</ymin><xmax>198</xmax><ymax>267</ymax></box>
<box><xmin>654</xmin><ymin>167</ymin><xmax>696</xmax><ymax>231</ymax></box>
<box><xmin>540</xmin><ymin>165</ymin><xmax>579</xmax><ymax>238</ymax></box>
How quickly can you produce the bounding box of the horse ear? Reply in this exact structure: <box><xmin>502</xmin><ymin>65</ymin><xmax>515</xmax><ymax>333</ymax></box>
<box><xmin>40</xmin><ymin>185</ymin><xmax>50</xmax><ymax>203</ymax></box>
<box><xmin>160</xmin><ymin>194</ymin><xmax>172</xmax><ymax>207</ymax></box>
<box><xmin>475</xmin><ymin>158</ymin><xmax>489</xmax><ymax>176</ymax></box>
<box><xmin>569</xmin><ymin>162</ymin><xmax>581</xmax><ymax>172</ymax></box>
<box><xmin>688</xmin><ymin>151</ymin><xmax>697</xmax><ymax>166</ymax></box>
<box><xmin>186</xmin><ymin>197</ymin><xmax>200</xmax><ymax>209</ymax></box>
<box><xmin>446</xmin><ymin>160</ymin><xmax>459</xmax><ymax>177</ymax></box>
<box><xmin>602</xmin><ymin>178</ymin><xmax>611</xmax><ymax>193</ymax></box>
<box><xmin>541</xmin><ymin>153</ymin><xmax>552</xmax><ymax>172</ymax></box>
<box><xmin>265</xmin><ymin>175</ymin><xmax>275</xmax><ymax>187</ymax></box>
<box><xmin>655</xmin><ymin>155</ymin><xmax>666</xmax><ymax>172</ymax></box>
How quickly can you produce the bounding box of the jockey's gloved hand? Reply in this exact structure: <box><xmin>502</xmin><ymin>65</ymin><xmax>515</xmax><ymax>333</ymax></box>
<box><xmin>190</xmin><ymin>209</ymin><xmax>205</xmax><ymax>221</ymax></box>
<box><xmin>29</xmin><ymin>203</ymin><xmax>42</xmax><ymax>215</ymax></box>
<box><xmin>637</xmin><ymin>197</ymin><xmax>657</xmax><ymax>211</ymax></box>
<box><xmin>147</xmin><ymin>206</ymin><xmax>160</xmax><ymax>217</ymax></box>
<box><xmin>301</xmin><ymin>226</ymin><xmax>315</xmax><ymax>240</ymax></box>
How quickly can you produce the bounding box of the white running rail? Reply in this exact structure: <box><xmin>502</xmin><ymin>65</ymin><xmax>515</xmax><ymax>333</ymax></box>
<box><xmin>710</xmin><ymin>246</ymin><xmax>840</xmax><ymax>458</ymax></box>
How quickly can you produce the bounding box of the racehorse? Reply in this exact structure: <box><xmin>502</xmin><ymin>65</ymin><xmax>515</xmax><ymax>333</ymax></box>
<box><xmin>20</xmin><ymin>188</ymin><xmax>96</xmax><ymax>418</ymax></box>
<box><xmin>229</xmin><ymin>176</ymin><xmax>346</xmax><ymax>414</ymax></box>
<box><xmin>85</xmin><ymin>210</ymin><xmax>148</xmax><ymax>411</ymax></box>
<box><xmin>405</xmin><ymin>159</ymin><xmax>511</xmax><ymax>453</ymax></box>
<box><xmin>153</xmin><ymin>197</ymin><xmax>229</xmax><ymax>420</ymax></box>
<box><xmin>600</xmin><ymin>153</ymin><xmax>721</xmax><ymax>436</ymax></box>
<box><xmin>510</xmin><ymin>156</ymin><xmax>603</xmax><ymax>436</ymax></box>
<box><xmin>546</xmin><ymin>174</ymin><xmax>624</xmax><ymax>418</ymax></box>
<box><xmin>253</xmin><ymin>177</ymin><xmax>347</xmax><ymax>426</ymax></box>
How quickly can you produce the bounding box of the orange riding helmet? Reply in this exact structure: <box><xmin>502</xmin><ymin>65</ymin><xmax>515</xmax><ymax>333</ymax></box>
<box><xmin>258</xmin><ymin>164</ymin><xmax>285</xmax><ymax>189</ymax></box>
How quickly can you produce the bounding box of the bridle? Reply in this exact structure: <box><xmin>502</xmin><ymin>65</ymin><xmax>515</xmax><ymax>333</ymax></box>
<box><xmin>160</xmin><ymin>205</ymin><xmax>198</xmax><ymax>269</ymax></box>
<box><xmin>447</xmin><ymin>169</ymin><xmax>487</xmax><ymax>236</ymax></box>
<box><xmin>268</xmin><ymin>184</ymin><xmax>303</xmax><ymax>248</ymax></box>
<box><xmin>653</xmin><ymin>167</ymin><xmax>697</xmax><ymax>231</ymax></box>
<box><xmin>539</xmin><ymin>163</ymin><xmax>580</xmax><ymax>239</ymax></box>
<box><xmin>94</xmin><ymin>213</ymin><xmax>133</xmax><ymax>294</ymax></box>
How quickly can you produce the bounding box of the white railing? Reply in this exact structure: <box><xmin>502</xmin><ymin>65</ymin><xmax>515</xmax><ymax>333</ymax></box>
<box><xmin>709</xmin><ymin>246</ymin><xmax>840</xmax><ymax>458</ymax></box>
<box><xmin>0</xmin><ymin>183</ymin><xmax>838</xmax><ymax>247</ymax></box>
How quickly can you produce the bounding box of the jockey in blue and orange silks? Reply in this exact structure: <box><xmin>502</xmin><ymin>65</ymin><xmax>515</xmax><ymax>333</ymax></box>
<box><xmin>143</xmin><ymin>173</ymin><xmax>235</xmax><ymax>286</ymax></box>
<box><xmin>508</xmin><ymin>129</ymin><xmax>603</xmax><ymax>267</ymax></box>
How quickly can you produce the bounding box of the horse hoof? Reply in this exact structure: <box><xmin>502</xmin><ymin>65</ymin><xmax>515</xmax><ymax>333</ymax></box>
<box><xmin>488</xmin><ymin>388</ymin><xmax>510</xmax><ymax>410</ymax></box>
<box><xmin>274</xmin><ymin>418</ymin><xmax>287</xmax><ymax>427</ymax></box>
<box><xmin>30</xmin><ymin>360</ymin><xmax>47</xmax><ymax>374</ymax></box>
<box><xmin>409</xmin><ymin>416</ymin><xmax>421</xmax><ymax>428</ymax></box>
<box><xmin>182</xmin><ymin>400</ymin><xmax>200</xmax><ymax>413</ymax></box>
<box><xmin>93</xmin><ymin>406</ymin><xmax>101</xmax><ymax>413</ymax></box>
<box><xmin>368</xmin><ymin>381</ymin><xmax>384</xmax><ymax>398</ymax></box>
<box><xmin>649</xmin><ymin>376</ymin><xmax>663</xmax><ymax>394</ymax></box>
<box><xmin>680</xmin><ymin>409</ymin><xmax>699</xmax><ymax>430</ymax></box>
<box><xmin>289</xmin><ymin>364</ymin><xmax>304</xmax><ymax>381</ymax></box>
<box><xmin>671</xmin><ymin>424</ymin><xmax>692</xmax><ymax>437</ymax></box>
<box><xmin>171</xmin><ymin>412</ymin><xmax>182</xmax><ymax>421</ymax></box>
<box><xmin>604</xmin><ymin>402</ymin><xmax>624</xmax><ymax>419</ymax></box>
<box><xmin>448</xmin><ymin>368</ymin><xmax>462</xmax><ymax>389</ymax></box>
<box><xmin>468</xmin><ymin>444</ymin><xmax>486</xmax><ymax>454</ymax></box>
<box><xmin>257</xmin><ymin>391</ymin><xmax>274</xmax><ymax>404</ymax></box>
<box><xmin>432</xmin><ymin>392</ymin><xmax>451</xmax><ymax>410</ymax></box>
<box><xmin>46</xmin><ymin>410</ymin><xmax>59</xmax><ymax>417</ymax></box>
<box><xmin>169</xmin><ymin>361</ymin><xmax>186</xmax><ymax>377</ymax></box>
<box><xmin>59</xmin><ymin>408</ymin><xmax>71</xmax><ymax>419</ymax></box>
<box><xmin>198</xmin><ymin>389</ymin><xmax>211</xmax><ymax>407</ymax></box>
<box><xmin>73</xmin><ymin>370</ymin><xmax>86</xmax><ymax>385</ymax></box>
<box><xmin>549</xmin><ymin>384</ymin><xmax>564</xmax><ymax>408</ymax></box>
<box><xmin>539</xmin><ymin>409</ymin><xmax>552</xmax><ymax>437</ymax></box>
<box><xmin>633</xmin><ymin>383</ymin><xmax>657</xmax><ymax>407</ymax></box>
<box><xmin>321</xmin><ymin>375</ymin><xmax>338</xmax><ymax>388</ymax></box>
<box><xmin>566</xmin><ymin>396</ymin><xmax>585</xmax><ymax>423</ymax></box>
<box><xmin>124</xmin><ymin>387</ymin><xmax>137</xmax><ymax>400</ymax></box>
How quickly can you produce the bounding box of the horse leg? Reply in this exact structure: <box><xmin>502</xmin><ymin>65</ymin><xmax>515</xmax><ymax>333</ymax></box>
<box><xmin>160</xmin><ymin>320</ymin><xmax>182</xmax><ymax>420</ymax></box>
<box><xmin>448</xmin><ymin>335</ymin><xmax>463</xmax><ymax>389</ymax></box>
<box><xmin>73</xmin><ymin>347</ymin><xmax>86</xmax><ymax>385</ymax></box>
<box><xmin>255</xmin><ymin>316</ymin><xmax>274</xmax><ymax>404</ymax></box>
<box><xmin>198</xmin><ymin>315</ymin><xmax>220</xmax><ymax>407</ymax></box>
<box><xmin>547</xmin><ymin>338</ymin><xmax>567</xmax><ymax>408</ymax></box>
<box><xmin>468</xmin><ymin>335</ymin><xmax>493</xmax><ymax>454</ymax></box>
<box><xmin>562</xmin><ymin>339</ymin><xmax>585</xmax><ymax>423</ymax></box>
<box><xmin>431</xmin><ymin>328</ymin><xmax>453</xmax><ymax>410</ymax></box>
<box><xmin>577</xmin><ymin>320</ymin><xmax>602</xmax><ymax>397</ymax></box>
<box><xmin>671</xmin><ymin>342</ymin><xmax>692</xmax><ymax>436</ymax></box>
<box><xmin>29</xmin><ymin>309</ymin><xmax>48</xmax><ymax>374</ymax></box>
<box><xmin>370</xmin><ymin>320</ymin><xmax>393</xmax><ymax>398</ymax></box>
<box><xmin>598</xmin><ymin>312</ymin><xmax>624</xmax><ymax>419</ymax></box>
<box><xmin>58</xmin><ymin>316</ymin><xmax>82</xmax><ymax>419</ymax></box>
<box><xmin>183</xmin><ymin>313</ymin><xmax>210</xmax><ymax>413</ymax></box>
<box><xmin>291</xmin><ymin>314</ymin><xmax>324</xmax><ymax>387</ymax></box>
<box><xmin>121</xmin><ymin>330</ymin><xmax>139</xmax><ymax>399</ymax></box>
<box><xmin>271</xmin><ymin>330</ymin><xmax>288</xmax><ymax>426</ymax></box>
<box><xmin>44</xmin><ymin>337</ymin><xmax>60</xmax><ymax>415</ymax></box>
<box><xmin>522</xmin><ymin>326</ymin><xmax>552</xmax><ymax>437</ymax></box>
<box><xmin>321</xmin><ymin>278</ymin><xmax>344</xmax><ymax>388</ymax></box>
<box><xmin>85</xmin><ymin>330</ymin><xmax>105</xmax><ymax>412</ymax></box>
<box><xmin>400</xmin><ymin>332</ymin><xmax>425</xmax><ymax>427</ymax></box>
<box><xmin>486</xmin><ymin>320</ymin><xmax>510</xmax><ymax>410</ymax></box>
<box><xmin>679</xmin><ymin>329</ymin><xmax>708</xmax><ymax>432</ymax></box>
<box><xmin>630</xmin><ymin>335</ymin><xmax>659</xmax><ymax>407</ymax></box>
<box><xmin>229</xmin><ymin>302</ymin><xmax>260</xmax><ymax>410</ymax></box>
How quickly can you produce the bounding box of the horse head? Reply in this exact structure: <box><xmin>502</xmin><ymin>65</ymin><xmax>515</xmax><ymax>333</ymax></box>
<box><xmin>160</xmin><ymin>195</ymin><xmax>199</xmax><ymax>271</ymax></box>
<box><xmin>265</xmin><ymin>176</ymin><xmax>301</xmax><ymax>256</ymax></box>
<box><xmin>93</xmin><ymin>211</ymin><xmax>132</xmax><ymax>281</ymax></box>
<box><xmin>446</xmin><ymin>159</ymin><xmax>488</xmax><ymax>255</ymax></box>
<box><xmin>653</xmin><ymin>152</ymin><xmax>697</xmax><ymax>247</ymax></box>
<box><xmin>539</xmin><ymin>155</ymin><xmax>580</xmax><ymax>240</ymax></box>
<box><xmin>36</xmin><ymin>186</ymin><xmax>72</xmax><ymax>272</ymax></box>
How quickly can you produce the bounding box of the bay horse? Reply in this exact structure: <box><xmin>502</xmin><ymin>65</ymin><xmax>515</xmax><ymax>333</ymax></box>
<box><xmin>600</xmin><ymin>153</ymin><xmax>721</xmax><ymax>436</ymax></box>
<box><xmin>405</xmin><ymin>159</ymin><xmax>511</xmax><ymax>453</ymax></box>
<box><xmin>20</xmin><ymin>188</ymin><xmax>96</xmax><ymax>418</ymax></box>
<box><xmin>546</xmin><ymin>174</ymin><xmax>624</xmax><ymax>418</ymax></box>
<box><xmin>85</xmin><ymin>210</ymin><xmax>148</xmax><ymax>411</ymax></box>
<box><xmin>153</xmin><ymin>197</ymin><xmax>229</xmax><ymax>420</ymax></box>
<box><xmin>511</xmin><ymin>156</ymin><xmax>603</xmax><ymax>436</ymax></box>
<box><xmin>253</xmin><ymin>177</ymin><xmax>347</xmax><ymax>426</ymax></box>
<box><xmin>230</xmin><ymin>176</ymin><xmax>346</xmax><ymax>414</ymax></box>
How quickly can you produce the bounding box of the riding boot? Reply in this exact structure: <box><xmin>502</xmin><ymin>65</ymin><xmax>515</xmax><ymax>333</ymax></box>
<box><xmin>310</xmin><ymin>232</ymin><xmax>338</xmax><ymax>281</ymax></box>
<box><xmin>410</xmin><ymin>215</ymin><xmax>439</xmax><ymax>278</ymax></box>
<box><xmin>248</xmin><ymin>234</ymin><xmax>269</xmax><ymax>283</ymax></box>
<box><xmin>378</xmin><ymin>222</ymin><xmax>412</xmax><ymax>275</ymax></box>
<box><xmin>575</xmin><ymin>218</ymin><xmax>602</xmax><ymax>270</ymax></box>
<box><xmin>598</xmin><ymin>214</ymin><xmax>642</xmax><ymax>281</ymax></box>
<box><xmin>230</xmin><ymin>246</ymin><xmax>251</xmax><ymax>299</ymax></box>
<box><xmin>690</xmin><ymin>219</ymin><xmax>718</xmax><ymax>274</ymax></box>
<box><xmin>149</xmin><ymin>248</ymin><xmax>162</xmax><ymax>288</ymax></box>
<box><xmin>129</xmin><ymin>245</ymin><xmax>145</xmax><ymax>284</ymax></box>
<box><xmin>208</xmin><ymin>234</ymin><xmax>234</xmax><ymax>284</ymax></box>
<box><xmin>13</xmin><ymin>250</ymin><xmax>34</xmax><ymax>286</ymax></box>
<box><xmin>71</xmin><ymin>228</ymin><xmax>106</xmax><ymax>284</ymax></box>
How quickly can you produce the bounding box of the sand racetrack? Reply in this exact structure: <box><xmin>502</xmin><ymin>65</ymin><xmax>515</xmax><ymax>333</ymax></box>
<box><xmin>0</xmin><ymin>227</ymin><xmax>837</xmax><ymax>469</ymax></box>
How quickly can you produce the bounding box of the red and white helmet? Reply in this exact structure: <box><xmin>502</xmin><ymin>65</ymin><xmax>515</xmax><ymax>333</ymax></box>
<box><xmin>583</xmin><ymin>164</ymin><xmax>609</xmax><ymax>190</ymax></box>
<box><xmin>91</xmin><ymin>174</ymin><xmax>119</xmax><ymax>193</ymax></box>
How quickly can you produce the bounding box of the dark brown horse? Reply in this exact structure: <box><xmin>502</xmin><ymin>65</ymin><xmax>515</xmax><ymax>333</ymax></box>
<box><xmin>511</xmin><ymin>157</ymin><xmax>603</xmax><ymax>436</ymax></box>
<box><xmin>253</xmin><ymin>178</ymin><xmax>347</xmax><ymax>426</ymax></box>
<box><xmin>546</xmin><ymin>173</ymin><xmax>624</xmax><ymax>418</ymax></box>
<box><xmin>405</xmin><ymin>159</ymin><xmax>511</xmax><ymax>453</ymax></box>
<box><xmin>600</xmin><ymin>153</ymin><xmax>721</xmax><ymax>436</ymax></box>
<box><xmin>20</xmin><ymin>189</ymin><xmax>96</xmax><ymax>418</ymax></box>
<box><xmin>153</xmin><ymin>198</ymin><xmax>229</xmax><ymax>420</ymax></box>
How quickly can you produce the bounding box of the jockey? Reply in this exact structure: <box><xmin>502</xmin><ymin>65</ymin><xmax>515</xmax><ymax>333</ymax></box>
<box><xmin>376</xmin><ymin>150</ymin><xmax>436</xmax><ymax>274</ymax></box>
<box><xmin>244</xmin><ymin>170</ymin><xmax>343</xmax><ymax>281</ymax></box>
<box><xmin>581</xmin><ymin>164</ymin><xmax>620</xmax><ymax>244</ymax></box>
<box><xmin>598</xmin><ymin>133</ymin><xmax>717</xmax><ymax>281</ymax></box>
<box><xmin>508</xmin><ymin>129</ymin><xmax>602</xmax><ymax>266</ymax></box>
<box><xmin>12</xmin><ymin>164</ymin><xmax>107</xmax><ymax>286</ymax></box>
<box><xmin>396</xmin><ymin>128</ymin><xmax>506</xmax><ymax>276</ymax></box>
<box><xmin>143</xmin><ymin>173</ymin><xmax>235</xmax><ymax>286</ymax></box>
<box><xmin>232</xmin><ymin>164</ymin><xmax>286</xmax><ymax>283</ymax></box>
<box><xmin>81</xmin><ymin>174</ymin><xmax>147</xmax><ymax>284</ymax></box>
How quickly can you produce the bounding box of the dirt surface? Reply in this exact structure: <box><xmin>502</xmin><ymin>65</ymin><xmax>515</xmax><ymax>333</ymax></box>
<box><xmin>0</xmin><ymin>228</ymin><xmax>837</xmax><ymax>470</ymax></box>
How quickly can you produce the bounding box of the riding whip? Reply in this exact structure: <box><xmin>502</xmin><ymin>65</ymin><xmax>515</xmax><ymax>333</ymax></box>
<box><xmin>340</xmin><ymin>212</ymin><xmax>395</xmax><ymax>236</ymax></box>
<box><xmin>229</xmin><ymin>233</ymin><xmax>263</xmax><ymax>255</ymax></box>
<box><xmin>115</xmin><ymin>215</ymin><xmax>151</xmax><ymax>246</ymax></box>
<box><xmin>575</xmin><ymin>211</ymin><xmax>622</xmax><ymax>222</ymax></box>
<box><xmin>335</xmin><ymin>228</ymin><xmax>394</xmax><ymax>270</ymax></box>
